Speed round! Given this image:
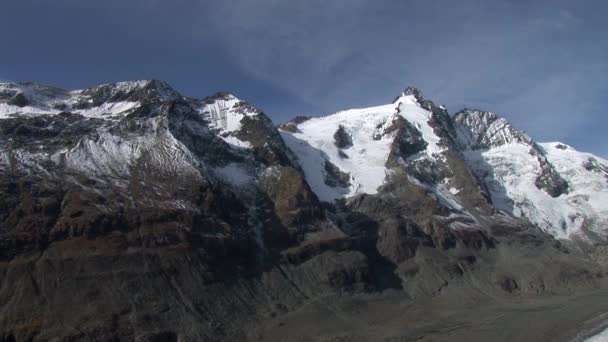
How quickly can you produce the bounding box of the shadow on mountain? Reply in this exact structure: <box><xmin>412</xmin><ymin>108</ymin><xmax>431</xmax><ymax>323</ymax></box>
<box><xmin>461</xmin><ymin>149</ymin><xmax>515</xmax><ymax>215</ymax></box>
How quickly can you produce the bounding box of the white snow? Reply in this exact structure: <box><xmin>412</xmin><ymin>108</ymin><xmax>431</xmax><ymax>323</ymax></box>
<box><xmin>394</xmin><ymin>94</ymin><xmax>445</xmax><ymax>158</ymax></box>
<box><xmin>222</xmin><ymin>135</ymin><xmax>252</xmax><ymax>149</ymax></box>
<box><xmin>62</xmin><ymin>120</ymin><xmax>203</xmax><ymax>180</ymax></box>
<box><xmin>199</xmin><ymin>96</ymin><xmax>243</xmax><ymax>132</ymax></box>
<box><xmin>194</xmin><ymin>94</ymin><xmax>258</xmax><ymax>148</ymax></box>
<box><xmin>0</xmin><ymin>82</ymin><xmax>147</xmax><ymax>121</ymax></box>
<box><xmin>214</xmin><ymin>162</ymin><xmax>254</xmax><ymax>186</ymax></box>
<box><xmin>72</xmin><ymin>101</ymin><xmax>140</xmax><ymax>119</ymax></box>
<box><xmin>0</xmin><ymin>96</ymin><xmax>139</xmax><ymax>121</ymax></box>
<box><xmin>280</xmin><ymin>103</ymin><xmax>394</xmax><ymax>201</ymax></box>
<box><xmin>448</xmin><ymin>187</ymin><xmax>460</xmax><ymax>195</ymax></box>
<box><xmin>462</xmin><ymin>141</ymin><xmax>608</xmax><ymax>239</ymax></box>
<box><xmin>280</xmin><ymin>95</ymin><xmax>442</xmax><ymax>202</ymax></box>
<box><xmin>0</xmin><ymin>103</ymin><xmax>59</xmax><ymax>118</ymax></box>
<box><xmin>541</xmin><ymin>142</ymin><xmax>608</xmax><ymax>236</ymax></box>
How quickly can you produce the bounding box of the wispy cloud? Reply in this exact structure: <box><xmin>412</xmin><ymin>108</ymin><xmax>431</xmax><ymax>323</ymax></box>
<box><xmin>1</xmin><ymin>0</ymin><xmax>606</xmax><ymax>156</ymax></box>
<box><xmin>185</xmin><ymin>0</ymin><xmax>606</xmax><ymax>155</ymax></box>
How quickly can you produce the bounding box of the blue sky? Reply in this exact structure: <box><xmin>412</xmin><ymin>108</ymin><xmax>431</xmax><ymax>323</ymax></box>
<box><xmin>1</xmin><ymin>0</ymin><xmax>606</xmax><ymax>157</ymax></box>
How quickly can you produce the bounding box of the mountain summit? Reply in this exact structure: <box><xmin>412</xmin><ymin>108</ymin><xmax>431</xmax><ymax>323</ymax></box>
<box><xmin>1</xmin><ymin>80</ymin><xmax>607</xmax><ymax>341</ymax></box>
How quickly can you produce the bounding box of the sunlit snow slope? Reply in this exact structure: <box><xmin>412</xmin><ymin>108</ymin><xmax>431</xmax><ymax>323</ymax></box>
<box><xmin>279</xmin><ymin>93</ymin><xmax>443</xmax><ymax>201</ymax></box>
<box><xmin>455</xmin><ymin>110</ymin><xmax>608</xmax><ymax>239</ymax></box>
<box><xmin>281</xmin><ymin>91</ymin><xmax>608</xmax><ymax>241</ymax></box>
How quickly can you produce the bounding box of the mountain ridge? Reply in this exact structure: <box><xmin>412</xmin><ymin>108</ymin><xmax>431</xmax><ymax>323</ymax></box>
<box><xmin>0</xmin><ymin>79</ymin><xmax>607</xmax><ymax>341</ymax></box>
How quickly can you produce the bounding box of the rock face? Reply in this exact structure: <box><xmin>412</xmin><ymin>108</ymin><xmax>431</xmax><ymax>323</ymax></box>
<box><xmin>333</xmin><ymin>125</ymin><xmax>353</xmax><ymax>149</ymax></box>
<box><xmin>0</xmin><ymin>81</ymin><xmax>607</xmax><ymax>341</ymax></box>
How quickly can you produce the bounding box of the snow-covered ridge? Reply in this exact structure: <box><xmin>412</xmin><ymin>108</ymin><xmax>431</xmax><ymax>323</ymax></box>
<box><xmin>279</xmin><ymin>93</ymin><xmax>443</xmax><ymax>201</ymax></box>
<box><xmin>0</xmin><ymin>80</ymin><xmax>180</xmax><ymax>120</ymax></box>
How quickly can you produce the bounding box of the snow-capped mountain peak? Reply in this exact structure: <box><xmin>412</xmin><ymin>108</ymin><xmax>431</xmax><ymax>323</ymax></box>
<box><xmin>279</xmin><ymin>88</ymin><xmax>449</xmax><ymax>202</ymax></box>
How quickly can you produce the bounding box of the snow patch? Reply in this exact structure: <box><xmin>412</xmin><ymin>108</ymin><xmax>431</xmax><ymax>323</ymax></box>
<box><xmin>0</xmin><ymin>103</ymin><xmax>59</xmax><ymax>118</ymax></box>
<box><xmin>73</xmin><ymin>101</ymin><xmax>140</xmax><ymax>119</ymax></box>
<box><xmin>215</xmin><ymin>162</ymin><xmax>254</xmax><ymax>186</ymax></box>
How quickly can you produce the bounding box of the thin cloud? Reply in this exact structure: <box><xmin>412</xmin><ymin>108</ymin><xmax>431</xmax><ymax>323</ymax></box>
<box><xmin>1</xmin><ymin>0</ymin><xmax>606</xmax><ymax>157</ymax></box>
<box><xmin>191</xmin><ymin>0</ymin><xmax>606</xmax><ymax>156</ymax></box>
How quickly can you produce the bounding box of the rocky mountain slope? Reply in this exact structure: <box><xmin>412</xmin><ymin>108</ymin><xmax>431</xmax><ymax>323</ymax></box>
<box><xmin>0</xmin><ymin>80</ymin><xmax>607</xmax><ymax>341</ymax></box>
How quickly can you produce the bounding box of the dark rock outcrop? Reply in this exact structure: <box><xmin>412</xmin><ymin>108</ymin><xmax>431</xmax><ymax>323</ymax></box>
<box><xmin>534</xmin><ymin>155</ymin><xmax>569</xmax><ymax>197</ymax></box>
<box><xmin>7</xmin><ymin>93</ymin><xmax>28</xmax><ymax>107</ymax></box>
<box><xmin>333</xmin><ymin>125</ymin><xmax>353</xmax><ymax>149</ymax></box>
<box><xmin>385</xmin><ymin>116</ymin><xmax>428</xmax><ymax>167</ymax></box>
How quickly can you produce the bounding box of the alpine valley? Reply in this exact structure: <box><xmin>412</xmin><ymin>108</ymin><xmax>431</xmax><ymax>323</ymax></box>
<box><xmin>1</xmin><ymin>80</ymin><xmax>608</xmax><ymax>342</ymax></box>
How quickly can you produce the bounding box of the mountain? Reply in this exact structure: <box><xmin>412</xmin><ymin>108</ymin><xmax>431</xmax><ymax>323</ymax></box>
<box><xmin>280</xmin><ymin>88</ymin><xmax>608</xmax><ymax>241</ymax></box>
<box><xmin>1</xmin><ymin>81</ymin><xmax>607</xmax><ymax>341</ymax></box>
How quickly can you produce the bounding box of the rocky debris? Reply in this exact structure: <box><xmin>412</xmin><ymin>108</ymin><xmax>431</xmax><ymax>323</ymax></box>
<box><xmin>333</xmin><ymin>125</ymin><xmax>353</xmax><ymax>149</ymax></box>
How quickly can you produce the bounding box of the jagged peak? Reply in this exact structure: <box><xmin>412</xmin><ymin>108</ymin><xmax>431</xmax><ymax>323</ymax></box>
<box><xmin>393</xmin><ymin>86</ymin><xmax>423</xmax><ymax>103</ymax></box>
<box><xmin>200</xmin><ymin>91</ymin><xmax>239</xmax><ymax>104</ymax></box>
<box><xmin>453</xmin><ymin>108</ymin><xmax>499</xmax><ymax>121</ymax></box>
<box><xmin>77</xmin><ymin>79</ymin><xmax>182</xmax><ymax>102</ymax></box>
<box><xmin>453</xmin><ymin>108</ymin><xmax>532</xmax><ymax>150</ymax></box>
<box><xmin>402</xmin><ymin>85</ymin><xmax>423</xmax><ymax>97</ymax></box>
